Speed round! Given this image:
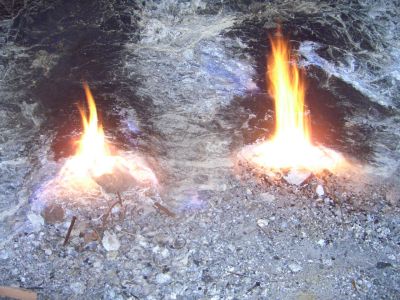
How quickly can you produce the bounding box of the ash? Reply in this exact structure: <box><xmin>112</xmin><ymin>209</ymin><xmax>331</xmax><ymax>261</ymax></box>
<box><xmin>0</xmin><ymin>0</ymin><xmax>399</xmax><ymax>299</ymax></box>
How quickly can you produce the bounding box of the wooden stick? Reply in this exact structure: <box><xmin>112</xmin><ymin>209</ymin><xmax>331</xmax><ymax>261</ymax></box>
<box><xmin>102</xmin><ymin>199</ymin><xmax>122</xmax><ymax>228</ymax></box>
<box><xmin>153</xmin><ymin>202</ymin><xmax>176</xmax><ymax>218</ymax></box>
<box><xmin>63</xmin><ymin>216</ymin><xmax>77</xmax><ymax>246</ymax></box>
<box><xmin>0</xmin><ymin>286</ymin><xmax>37</xmax><ymax>300</ymax></box>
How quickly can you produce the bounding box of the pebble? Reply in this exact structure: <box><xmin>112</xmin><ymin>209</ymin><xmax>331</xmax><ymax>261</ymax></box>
<box><xmin>376</xmin><ymin>262</ymin><xmax>392</xmax><ymax>269</ymax></box>
<box><xmin>257</xmin><ymin>219</ymin><xmax>269</xmax><ymax>228</ymax></box>
<box><xmin>316</xmin><ymin>185</ymin><xmax>324</xmax><ymax>197</ymax></box>
<box><xmin>317</xmin><ymin>239</ymin><xmax>326</xmax><ymax>247</ymax></box>
<box><xmin>259</xmin><ymin>193</ymin><xmax>275</xmax><ymax>202</ymax></box>
<box><xmin>27</xmin><ymin>212</ymin><xmax>44</xmax><ymax>232</ymax></box>
<box><xmin>70</xmin><ymin>282</ymin><xmax>85</xmax><ymax>295</ymax></box>
<box><xmin>0</xmin><ymin>250</ymin><xmax>9</xmax><ymax>260</ymax></box>
<box><xmin>42</xmin><ymin>204</ymin><xmax>65</xmax><ymax>224</ymax></box>
<box><xmin>102</xmin><ymin>231</ymin><xmax>120</xmax><ymax>251</ymax></box>
<box><xmin>44</xmin><ymin>248</ymin><xmax>52</xmax><ymax>256</ymax></box>
<box><xmin>288</xmin><ymin>263</ymin><xmax>302</xmax><ymax>273</ymax></box>
<box><xmin>83</xmin><ymin>230</ymin><xmax>99</xmax><ymax>244</ymax></box>
<box><xmin>322</xmin><ymin>258</ymin><xmax>333</xmax><ymax>267</ymax></box>
<box><xmin>170</xmin><ymin>237</ymin><xmax>186</xmax><ymax>249</ymax></box>
<box><xmin>155</xmin><ymin>273</ymin><xmax>172</xmax><ymax>285</ymax></box>
<box><xmin>284</xmin><ymin>170</ymin><xmax>311</xmax><ymax>186</ymax></box>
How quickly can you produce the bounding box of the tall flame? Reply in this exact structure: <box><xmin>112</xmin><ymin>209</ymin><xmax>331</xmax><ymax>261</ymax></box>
<box><xmin>269</xmin><ymin>31</ymin><xmax>310</xmax><ymax>147</ymax></box>
<box><xmin>74</xmin><ymin>83</ymin><xmax>114</xmax><ymax>178</ymax></box>
<box><xmin>240</xmin><ymin>28</ymin><xmax>344</xmax><ymax>172</ymax></box>
<box><xmin>58</xmin><ymin>83</ymin><xmax>157</xmax><ymax>190</ymax></box>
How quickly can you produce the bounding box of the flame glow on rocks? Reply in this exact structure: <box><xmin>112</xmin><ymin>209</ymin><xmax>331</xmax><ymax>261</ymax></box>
<box><xmin>240</xmin><ymin>29</ymin><xmax>345</xmax><ymax>173</ymax></box>
<box><xmin>39</xmin><ymin>84</ymin><xmax>157</xmax><ymax>203</ymax></box>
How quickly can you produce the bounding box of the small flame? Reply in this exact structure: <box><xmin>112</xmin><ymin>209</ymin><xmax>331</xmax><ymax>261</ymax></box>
<box><xmin>58</xmin><ymin>83</ymin><xmax>156</xmax><ymax>191</ymax></box>
<box><xmin>240</xmin><ymin>28</ymin><xmax>344</xmax><ymax>172</ymax></box>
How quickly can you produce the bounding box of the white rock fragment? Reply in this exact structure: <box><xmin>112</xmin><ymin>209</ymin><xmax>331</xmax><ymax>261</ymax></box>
<box><xmin>0</xmin><ymin>250</ymin><xmax>9</xmax><ymax>260</ymax></box>
<box><xmin>322</xmin><ymin>258</ymin><xmax>333</xmax><ymax>267</ymax></box>
<box><xmin>284</xmin><ymin>170</ymin><xmax>311</xmax><ymax>186</ymax></box>
<box><xmin>102</xmin><ymin>231</ymin><xmax>120</xmax><ymax>251</ymax></box>
<box><xmin>288</xmin><ymin>263</ymin><xmax>303</xmax><ymax>273</ymax></box>
<box><xmin>93</xmin><ymin>260</ymin><xmax>103</xmax><ymax>269</ymax></box>
<box><xmin>317</xmin><ymin>239</ymin><xmax>326</xmax><ymax>247</ymax></box>
<box><xmin>316</xmin><ymin>185</ymin><xmax>325</xmax><ymax>197</ymax></box>
<box><xmin>246</xmin><ymin>188</ymin><xmax>252</xmax><ymax>195</ymax></box>
<box><xmin>259</xmin><ymin>193</ymin><xmax>275</xmax><ymax>202</ymax></box>
<box><xmin>257</xmin><ymin>219</ymin><xmax>269</xmax><ymax>228</ymax></box>
<box><xmin>27</xmin><ymin>212</ymin><xmax>44</xmax><ymax>232</ymax></box>
<box><xmin>155</xmin><ymin>273</ymin><xmax>172</xmax><ymax>285</ymax></box>
<box><xmin>44</xmin><ymin>249</ymin><xmax>52</xmax><ymax>256</ymax></box>
<box><xmin>70</xmin><ymin>282</ymin><xmax>85</xmax><ymax>295</ymax></box>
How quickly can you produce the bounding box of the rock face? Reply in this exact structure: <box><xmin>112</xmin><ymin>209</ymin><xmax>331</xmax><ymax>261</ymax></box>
<box><xmin>0</xmin><ymin>0</ymin><xmax>399</xmax><ymax>299</ymax></box>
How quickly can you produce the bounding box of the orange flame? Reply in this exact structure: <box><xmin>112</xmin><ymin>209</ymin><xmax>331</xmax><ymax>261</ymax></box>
<box><xmin>58</xmin><ymin>83</ymin><xmax>157</xmax><ymax>190</ymax></box>
<box><xmin>240</xmin><ymin>28</ymin><xmax>344</xmax><ymax>172</ymax></box>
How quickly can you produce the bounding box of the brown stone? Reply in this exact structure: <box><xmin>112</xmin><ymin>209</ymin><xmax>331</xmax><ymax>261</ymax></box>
<box><xmin>42</xmin><ymin>204</ymin><xmax>65</xmax><ymax>224</ymax></box>
<box><xmin>83</xmin><ymin>229</ymin><xmax>99</xmax><ymax>244</ymax></box>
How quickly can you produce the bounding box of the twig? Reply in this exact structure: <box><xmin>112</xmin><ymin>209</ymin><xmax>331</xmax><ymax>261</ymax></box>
<box><xmin>102</xmin><ymin>199</ymin><xmax>122</xmax><ymax>227</ymax></box>
<box><xmin>153</xmin><ymin>202</ymin><xmax>176</xmax><ymax>218</ymax></box>
<box><xmin>63</xmin><ymin>216</ymin><xmax>77</xmax><ymax>246</ymax></box>
<box><xmin>101</xmin><ymin>192</ymin><xmax>126</xmax><ymax>228</ymax></box>
<box><xmin>0</xmin><ymin>286</ymin><xmax>37</xmax><ymax>300</ymax></box>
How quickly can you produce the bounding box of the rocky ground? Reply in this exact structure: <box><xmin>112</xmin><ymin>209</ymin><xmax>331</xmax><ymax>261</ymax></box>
<box><xmin>0</xmin><ymin>0</ymin><xmax>399</xmax><ymax>299</ymax></box>
<box><xmin>1</xmin><ymin>170</ymin><xmax>399</xmax><ymax>299</ymax></box>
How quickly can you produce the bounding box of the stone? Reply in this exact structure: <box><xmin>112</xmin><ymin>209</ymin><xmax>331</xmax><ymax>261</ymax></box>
<box><xmin>259</xmin><ymin>193</ymin><xmax>275</xmax><ymax>202</ymax></box>
<box><xmin>27</xmin><ymin>212</ymin><xmax>44</xmax><ymax>232</ymax></box>
<box><xmin>322</xmin><ymin>258</ymin><xmax>333</xmax><ymax>267</ymax></box>
<box><xmin>94</xmin><ymin>163</ymin><xmax>139</xmax><ymax>193</ymax></box>
<box><xmin>316</xmin><ymin>185</ymin><xmax>324</xmax><ymax>197</ymax></box>
<box><xmin>376</xmin><ymin>262</ymin><xmax>392</xmax><ymax>269</ymax></box>
<box><xmin>84</xmin><ymin>230</ymin><xmax>99</xmax><ymax>244</ymax></box>
<box><xmin>155</xmin><ymin>273</ymin><xmax>172</xmax><ymax>285</ymax></box>
<box><xmin>42</xmin><ymin>204</ymin><xmax>65</xmax><ymax>224</ymax></box>
<box><xmin>317</xmin><ymin>239</ymin><xmax>326</xmax><ymax>247</ymax></box>
<box><xmin>0</xmin><ymin>250</ymin><xmax>9</xmax><ymax>260</ymax></box>
<box><xmin>70</xmin><ymin>282</ymin><xmax>85</xmax><ymax>295</ymax></box>
<box><xmin>257</xmin><ymin>219</ymin><xmax>269</xmax><ymax>228</ymax></box>
<box><xmin>284</xmin><ymin>170</ymin><xmax>311</xmax><ymax>186</ymax></box>
<box><xmin>297</xmin><ymin>292</ymin><xmax>316</xmax><ymax>300</ymax></box>
<box><xmin>170</xmin><ymin>237</ymin><xmax>186</xmax><ymax>249</ymax></box>
<box><xmin>102</xmin><ymin>231</ymin><xmax>121</xmax><ymax>251</ymax></box>
<box><xmin>44</xmin><ymin>248</ymin><xmax>52</xmax><ymax>256</ymax></box>
<box><xmin>288</xmin><ymin>263</ymin><xmax>302</xmax><ymax>273</ymax></box>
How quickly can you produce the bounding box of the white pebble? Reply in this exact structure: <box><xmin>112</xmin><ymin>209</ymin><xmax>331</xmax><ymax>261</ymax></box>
<box><xmin>102</xmin><ymin>231</ymin><xmax>120</xmax><ymax>251</ymax></box>
<box><xmin>288</xmin><ymin>263</ymin><xmax>302</xmax><ymax>273</ymax></box>
<box><xmin>316</xmin><ymin>185</ymin><xmax>325</xmax><ymax>197</ymax></box>
<box><xmin>27</xmin><ymin>213</ymin><xmax>44</xmax><ymax>232</ymax></box>
<box><xmin>155</xmin><ymin>273</ymin><xmax>171</xmax><ymax>285</ymax></box>
<box><xmin>257</xmin><ymin>219</ymin><xmax>269</xmax><ymax>228</ymax></box>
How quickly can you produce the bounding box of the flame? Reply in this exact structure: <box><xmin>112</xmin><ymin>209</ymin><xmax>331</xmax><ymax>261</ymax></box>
<box><xmin>240</xmin><ymin>28</ymin><xmax>344</xmax><ymax>172</ymax></box>
<box><xmin>58</xmin><ymin>83</ymin><xmax>157</xmax><ymax>191</ymax></box>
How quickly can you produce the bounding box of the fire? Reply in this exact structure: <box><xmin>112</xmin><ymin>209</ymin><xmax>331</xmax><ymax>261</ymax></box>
<box><xmin>240</xmin><ymin>28</ymin><xmax>344</xmax><ymax>173</ymax></box>
<box><xmin>58</xmin><ymin>83</ymin><xmax>157</xmax><ymax>192</ymax></box>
